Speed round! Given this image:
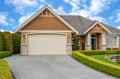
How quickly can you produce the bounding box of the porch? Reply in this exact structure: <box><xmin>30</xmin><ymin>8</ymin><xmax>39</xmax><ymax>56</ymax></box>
<box><xmin>80</xmin><ymin>33</ymin><xmax>106</xmax><ymax>50</ymax></box>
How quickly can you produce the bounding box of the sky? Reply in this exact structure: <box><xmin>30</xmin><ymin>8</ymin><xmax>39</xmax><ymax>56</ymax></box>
<box><xmin>0</xmin><ymin>0</ymin><xmax>120</xmax><ymax>32</ymax></box>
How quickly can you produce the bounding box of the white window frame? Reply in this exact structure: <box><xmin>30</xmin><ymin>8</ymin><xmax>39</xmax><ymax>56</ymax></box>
<box><xmin>106</xmin><ymin>34</ymin><xmax>119</xmax><ymax>48</ymax></box>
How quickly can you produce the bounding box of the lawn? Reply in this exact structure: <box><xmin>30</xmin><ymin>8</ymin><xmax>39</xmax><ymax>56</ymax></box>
<box><xmin>90</xmin><ymin>54</ymin><xmax>120</xmax><ymax>66</ymax></box>
<box><xmin>0</xmin><ymin>59</ymin><xmax>12</xmax><ymax>79</ymax></box>
<box><xmin>0</xmin><ymin>51</ymin><xmax>12</xmax><ymax>79</ymax></box>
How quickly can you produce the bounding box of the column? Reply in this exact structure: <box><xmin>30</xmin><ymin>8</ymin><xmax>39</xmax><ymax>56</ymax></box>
<box><xmin>86</xmin><ymin>33</ymin><xmax>91</xmax><ymax>50</ymax></box>
<box><xmin>101</xmin><ymin>33</ymin><xmax>106</xmax><ymax>50</ymax></box>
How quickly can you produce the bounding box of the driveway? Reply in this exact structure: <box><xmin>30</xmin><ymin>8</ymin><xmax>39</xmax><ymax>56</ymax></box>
<box><xmin>5</xmin><ymin>55</ymin><xmax>117</xmax><ymax>79</ymax></box>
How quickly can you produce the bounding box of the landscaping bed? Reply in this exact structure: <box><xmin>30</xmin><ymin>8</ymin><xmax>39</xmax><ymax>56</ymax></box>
<box><xmin>0</xmin><ymin>59</ymin><xmax>12</xmax><ymax>79</ymax></box>
<box><xmin>72</xmin><ymin>50</ymin><xmax>120</xmax><ymax>78</ymax></box>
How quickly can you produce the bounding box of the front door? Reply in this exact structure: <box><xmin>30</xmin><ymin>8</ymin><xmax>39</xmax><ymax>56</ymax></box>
<box><xmin>91</xmin><ymin>35</ymin><xmax>97</xmax><ymax>50</ymax></box>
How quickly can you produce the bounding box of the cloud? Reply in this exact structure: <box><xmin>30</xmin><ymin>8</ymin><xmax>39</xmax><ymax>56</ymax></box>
<box><xmin>115</xmin><ymin>11</ymin><xmax>120</xmax><ymax>22</ymax></box>
<box><xmin>64</xmin><ymin>0</ymin><xmax>115</xmax><ymax>23</ymax></box>
<box><xmin>0</xmin><ymin>29</ymin><xmax>5</xmax><ymax>32</ymax></box>
<box><xmin>109</xmin><ymin>16</ymin><xmax>114</xmax><ymax>20</ymax></box>
<box><xmin>89</xmin><ymin>16</ymin><xmax>105</xmax><ymax>22</ymax></box>
<box><xmin>54</xmin><ymin>6</ymin><xmax>66</xmax><ymax>14</ymax></box>
<box><xmin>0</xmin><ymin>12</ymin><xmax>15</xmax><ymax>26</ymax></box>
<box><xmin>0</xmin><ymin>29</ymin><xmax>13</xmax><ymax>33</ymax></box>
<box><xmin>64</xmin><ymin>0</ymin><xmax>110</xmax><ymax>16</ymax></box>
<box><xmin>18</xmin><ymin>13</ymin><xmax>34</xmax><ymax>25</ymax></box>
<box><xmin>80</xmin><ymin>0</ymin><xmax>114</xmax><ymax>17</ymax></box>
<box><xmin>64</xmin><ymin>0</ymin><xmax>85</xmax><ymax>14</ymax></box>
<box><xmin>117</xmin><ymin>26</ymin><xmax>120</xmax><ymax>29</ymax></box>
<box><xmin>0</xmin><ymin>12</ymin><xmax>8</xmax><ymax>26</ymax></box>
<box><xmin>5</xmin><ymin>0</ymin><xmax>38</xmax><ymax>14</ymax></box>
<box><xmin>89</xmin><ymin>0</ymin><xmax>108</xmax><ymax>15</ymax></box>
<box><xmin>39</xmin><ymin>0</ymin><xmax>46</xmax><ymax>3</ymax></box>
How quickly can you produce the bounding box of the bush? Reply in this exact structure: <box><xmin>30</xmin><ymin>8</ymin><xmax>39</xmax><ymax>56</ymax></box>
<box><xmin>105</xmin><ymin>50</ymin><xmax>118</xmax><ymax>54</ymax></box>
<box><xmin>72</xmin><ymin>51</ymin><xmax>120</xmax><ymax>78</ymax></box>
<box><xmin>0</xmin><ymin>51</ymin><xmax>11</xmax><ymax>58</ymax></box>
<box><xmin>2</xmin><ymin>31</ymin><xmax>13</xmax><ymax>53</ymax></box>
<box><xmin>116</xmin><ymin>50</ymin><xmax>120</xmax><ymax>54</ymax></box>
<box><xmin>72</xmin><ymin>33</ymin><xmax>80</xmax><ymax>50</ymax></box>
<box><xmin>0</xmin><ymin>32</ymin><xmax>4</xmax><ymax>51</ymax></box>
<box><xmin>12</xmin><ymin>33</ymin><xmax>21</xmax><ymax>54</ymax></box>
<box><xmin>80</xmin><ymin>50</ymin><xmax>105</xmax><ymax>55</ymax></box>
<box><xmin>0</xmin><ymin>59</ymin><xmax>12</xmax><ymax>79</ymax></box>
<box><xmin>80</xmin><ymin>50</ymin><xmax>120</xmax><ymax>55</ymax></box>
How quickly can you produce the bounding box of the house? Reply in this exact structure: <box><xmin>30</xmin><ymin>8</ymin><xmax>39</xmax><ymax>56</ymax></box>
<box><xmin>15</xmin><ymin>5</ymin><xmax>120</xmax><ymax>55</ymax></box>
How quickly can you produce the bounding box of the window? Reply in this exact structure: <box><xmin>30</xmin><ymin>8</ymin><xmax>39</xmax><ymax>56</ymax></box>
<box><xmin>106</xmin><ymin>34</ymin><xmax>117</xmax><ymax>47</ymax></box>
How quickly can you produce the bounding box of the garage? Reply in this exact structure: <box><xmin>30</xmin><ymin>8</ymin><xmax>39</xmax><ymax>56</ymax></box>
<box><xmin>27</xmin><ymin>33</ymin><xmax>66</xmax><ymax>55</ymax></box>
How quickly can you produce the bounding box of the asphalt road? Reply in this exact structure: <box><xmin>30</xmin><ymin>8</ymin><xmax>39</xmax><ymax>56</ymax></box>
<box><xmin>5</xmin><ymin>55</ymin><xmax>118</xmax><ymax>79</ymax></box>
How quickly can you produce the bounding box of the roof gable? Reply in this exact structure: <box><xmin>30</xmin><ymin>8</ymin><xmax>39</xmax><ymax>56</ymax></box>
<box><xmin>83</xmin><ymin>21</ymin><xmax>112</xmax><ymax>34</ymax></box>
<box><xmin>14</xmin><ymin>5</ymin><xmax>78</xmax><ymax>34</ymax></box>
<box><xmin>60</xmin><ymin>15</ymin><xmax>120</xmax><ymax>35</ymax></box>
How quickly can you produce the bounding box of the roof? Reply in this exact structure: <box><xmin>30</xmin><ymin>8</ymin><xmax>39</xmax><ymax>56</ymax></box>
<box><xmin>14</xmin><ymin>5</ymin><xmax>120</xmax><ymax>35</ymax></box>
<box><xmin>60</xmin><ymin>15</ymin><xmax>120</xmax><ymax>35</ymax></box>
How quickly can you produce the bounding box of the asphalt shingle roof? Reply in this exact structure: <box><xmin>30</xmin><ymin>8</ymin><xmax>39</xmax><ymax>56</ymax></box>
<box><xmin>60</xmin><ymin>15</ymin><xmax>120</xmax><ymax>35</ymax></box>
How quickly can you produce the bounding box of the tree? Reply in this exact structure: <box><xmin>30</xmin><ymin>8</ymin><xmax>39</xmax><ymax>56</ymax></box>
<box><xmin>2</xmin><ymin>31</ymin><xmax>13</xmax><ymax>53</ymax></box>
<box><xmin>72</xmin><ymin>33</ymin><xmax>80</xmax><ymax>50</ymax></box>
<box><xmin>0</xmin><ymin>32</ymin><xmax>4</xmax><ymax>51</ymax></box>
<box><xmin>12</xmin><ymin>33</ymin><xmax>21</xmax><ymax>54</ymax></box>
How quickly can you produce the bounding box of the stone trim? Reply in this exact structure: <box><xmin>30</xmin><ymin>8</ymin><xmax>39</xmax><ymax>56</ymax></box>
<box><xmin>86</xmin><ymin>45</ymin><xmax>91</xmax><ymax>50</ymax></box>
<box><xmin>21</xmin><ymin>45</ymin><xmax>27</xmax><ymax>55</ymax></box>
<box><xmin>66</xmin><ymin>44</ymin><xmax>72</xmax><ymax>54</ymax></box>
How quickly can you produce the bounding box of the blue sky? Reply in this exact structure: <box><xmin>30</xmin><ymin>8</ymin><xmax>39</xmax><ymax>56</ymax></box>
<box><xmin>0</xmin><ymin>0</ymin><xmax>120</xmax><ymax>32</ymax></box>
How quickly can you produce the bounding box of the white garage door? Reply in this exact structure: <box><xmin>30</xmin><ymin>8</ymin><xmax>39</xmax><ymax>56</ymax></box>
<box><xmin>27</xmin><ymin>34</ymin><xmax>66</xmax><ymax>55</ymax></box>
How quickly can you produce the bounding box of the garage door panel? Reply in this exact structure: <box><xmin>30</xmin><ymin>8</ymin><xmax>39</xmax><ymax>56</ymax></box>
<box><xmin>28</xmin><ymin>34</ymin><xmax>66</xmax><ymax>55</ymax></box>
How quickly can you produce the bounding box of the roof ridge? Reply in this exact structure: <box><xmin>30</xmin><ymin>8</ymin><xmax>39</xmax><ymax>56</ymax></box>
<box><xmin>59</xmin><ymin>15</ymin><xmax>80</xmax><ymax>16</ymax></box>
<box><xmin>101</xmin><ymin>22</ymin><xmax>120</xmax><ymax>30</ymax></box>
<box><xmin>59</xmin><ymin>15</ymin><xmax>94</xmax><ymax>22</ymax></box>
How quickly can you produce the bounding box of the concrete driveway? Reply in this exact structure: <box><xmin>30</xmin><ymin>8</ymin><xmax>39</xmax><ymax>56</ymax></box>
<box><xmin>5</xmin><ymin>55</ymin><xmax>117</xmax><ymax>79</ymax></box>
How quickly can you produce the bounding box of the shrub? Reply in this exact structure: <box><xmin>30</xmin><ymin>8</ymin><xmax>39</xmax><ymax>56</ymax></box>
<box><xmin>116</xmin><ymin>50</ymin><xmax>120</xmax><ymax>54</ymax></box>
<box><xmin>2</xmin><ymin>31</ymin><xmax>13</xmax><ymax>53</ymax></box>
<box><xmin>0</xmin><ymin>32</ymin><xmax>4</xmax><ymax>51</ymax></box>
<box><xmin>0</xmin><ymin>51</ymin><xmax>11</xmax><ymax>58</ymax></box>
<box><xmin>72</xmin><ymin>33</ymin><xmax>80</xmax><ymax>50</ymax></box>
<box><xmin>12</xmin><ymin>33</ymin><xmax>21</xmax><ymax>54</ymax></box>
<box><xmin>72</xmin><ymin>51</ymin><xmax>120</xmax><ymax>78</ymax></box>
<box><xmin>105</xmin><ymin>50</ymin><xmax>118</xmax><ymax>54</ymax></box>
<box><xmin>0</xmin><ymin>59</ymin><xmax>12</xmax><ymax>79</ymax></box>
<box><xmin>80</xmin><ymin>50</ymin><xmax>120</xmax><ymax>55</ymax></box>
<box><xmin>80</xmin><ymin>50</ymin><xmax>105</xmax><ymax>55</ymax></box>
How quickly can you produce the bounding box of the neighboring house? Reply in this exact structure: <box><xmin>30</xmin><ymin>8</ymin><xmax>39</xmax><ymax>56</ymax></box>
<box><xmin>15</xmin><ymin>5</ymin><xmax>120</xmax><ymax>55</ymax></box>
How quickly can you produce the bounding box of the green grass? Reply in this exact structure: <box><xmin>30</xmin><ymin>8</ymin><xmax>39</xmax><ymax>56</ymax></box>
<box><xmin>0</xmin><ymin>51</ymin><xmax>12</xmax><ymax>79</ymax></box>
<box><xmin>90</xmin><ymin>54</ymin><xmax>120</xmax><ymax>66</ymax></box>
<box><xmin>0</xmin><ymin>59</ymin><xmax>12</xmax><ymax>79</ymax></box>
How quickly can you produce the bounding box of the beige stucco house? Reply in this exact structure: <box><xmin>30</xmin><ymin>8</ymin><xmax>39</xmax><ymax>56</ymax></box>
<box><xmin>15</xmin><ymin>5</ymin><xmax>120</xmax><ymax>55</ymax></box>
